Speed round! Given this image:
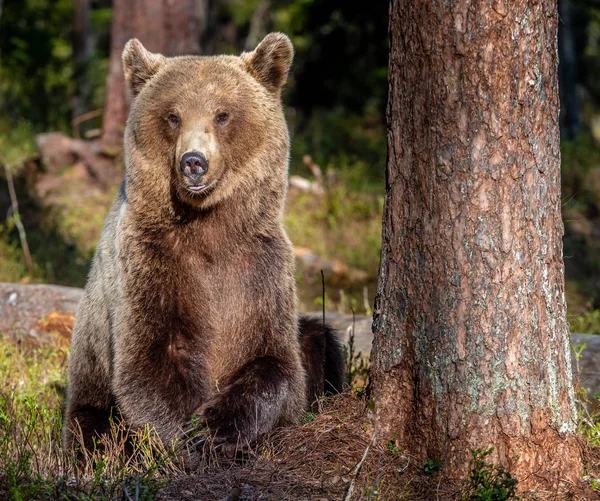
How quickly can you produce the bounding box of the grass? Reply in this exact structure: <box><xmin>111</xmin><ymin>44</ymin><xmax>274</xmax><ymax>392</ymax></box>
<box><xmin>285</xmin><ymin>179</ymin><xmax>383</xmax><ymax>275</ymax></box>
<box><xmin>0</xmin><ymin>336</ymin><xmax>187</xmax><ymax>500</ymax></box>
<box><xmin>285</xmin><ymin>177</ymin><xmax>383</xmax><ymax>314</ymax></box>
<box><xmin>0</xmin><ymin>340</ymin><xmax>67</xmax><ymax>499</ymax></box>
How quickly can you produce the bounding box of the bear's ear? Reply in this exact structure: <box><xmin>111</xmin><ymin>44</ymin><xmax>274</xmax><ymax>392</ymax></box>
<box><xmin>242</xmin><ymin>33</ymin><xmax>294</xmax><ymax>94</ymax></box>
<box><xmin>122</xmin><ymin>39</ymin><xmax>166</xmax><ymax>96</ymax></box>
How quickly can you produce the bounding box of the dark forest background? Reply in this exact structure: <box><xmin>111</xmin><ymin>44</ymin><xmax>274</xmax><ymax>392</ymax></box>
<box><xmin>1</xmin><ymin>0</ymin><xmax>600</xmax><ymax>328</ymax></box>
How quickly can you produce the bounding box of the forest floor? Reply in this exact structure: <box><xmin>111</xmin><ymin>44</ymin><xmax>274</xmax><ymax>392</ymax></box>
<box><xmin>2</xmin><ymin>329</ymin><xmax>600</xmax><ymax>501</ymax></box>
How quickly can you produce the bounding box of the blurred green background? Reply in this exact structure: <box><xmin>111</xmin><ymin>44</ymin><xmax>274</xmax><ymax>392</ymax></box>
<box><xmin>1</xmin><ymin>0</ymin><xmax>600</xmax><ymax>327</ymax></box>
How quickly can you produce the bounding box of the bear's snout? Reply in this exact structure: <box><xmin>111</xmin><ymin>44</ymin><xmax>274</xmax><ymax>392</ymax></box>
<box><xmin>180</xmin><ymin>151</ymin><xmax>209</xmax><ymax>184</ymax></box>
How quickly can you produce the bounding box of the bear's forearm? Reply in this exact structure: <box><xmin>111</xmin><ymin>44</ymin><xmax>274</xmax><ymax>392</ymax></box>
<box><xmin>198</xmin><ymin>354</ymin><xmax>305</xmax><ymax>448</ymax></box>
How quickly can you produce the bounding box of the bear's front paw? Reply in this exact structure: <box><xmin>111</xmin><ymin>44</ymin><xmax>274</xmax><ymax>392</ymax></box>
<box><xmin>194</xmin><ymin>396</ymin><xmax>256</xmax><ymax>455</ymax></box>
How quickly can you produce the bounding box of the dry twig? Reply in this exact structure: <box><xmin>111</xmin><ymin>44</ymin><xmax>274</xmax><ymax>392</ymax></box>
<box><xmin>0</xmin><ymin>153</ymin><xmax>34</xmax><ymax>275</ymax></box>
<box><xmin>344</xmin><ymin>439</ymin><xmax>372</xmax><ymax>501</ymax></box>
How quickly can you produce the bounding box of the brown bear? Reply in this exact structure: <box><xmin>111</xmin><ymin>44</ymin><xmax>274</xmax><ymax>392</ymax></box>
<box><xmin>62</xmin><ymin>33</ymin><xmax>344</xmax><ymax>454</ymax></box>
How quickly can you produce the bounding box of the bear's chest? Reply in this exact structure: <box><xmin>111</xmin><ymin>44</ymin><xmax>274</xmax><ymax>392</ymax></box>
<box><xmin>120</xmin><ymin>225</ymin><xmax>287</xmax><ymax>381</ymax></box>
<box><xmin>179</xmin><ymin>245</ymin><xmax>278</xmax><ymax>382</ymax></box>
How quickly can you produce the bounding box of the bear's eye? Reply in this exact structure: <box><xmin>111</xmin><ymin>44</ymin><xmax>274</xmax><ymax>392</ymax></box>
<box><xmin>215</xmin><ymin>112</ymin><xmax>229</xmax><ymax>126</ymax></box>
<box><xmin>167</xmin><ymin>113</ymin><xmax>181</xmax><ymax>128</ymax></box>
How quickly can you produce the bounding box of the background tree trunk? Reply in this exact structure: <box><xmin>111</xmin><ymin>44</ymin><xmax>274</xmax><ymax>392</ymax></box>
<box><xmin>370</xmin><ymin>0</ymin><xmax>582</xmax><ymax>488</ymax></box>
<box><xmin>101</xmin><ymin>0</ymin><xmax>203</xmax><ymax>149</ymax></box>
<box><xmin>72</xmin><ymin>0</ymin><xmax>91</xmax><ymax>121</ymax></box>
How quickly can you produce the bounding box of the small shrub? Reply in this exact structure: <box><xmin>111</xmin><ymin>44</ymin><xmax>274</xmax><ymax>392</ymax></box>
<box><xmin>342</xmin><ymin>322</ymin><xmax>369</xmax><ymax>390</ymax></box>
<box><xmin>385</xmin><ymin>433</ymin><xmax>402</xmax><ymax>456</ymax></box>
<box><xmin>423</xmin><ymin>457</ymin><xmax>443</xmax><ymax>475</ymax></box>
<box><xmin>462</xmin><ymin>448</ymin><xmax>518</xmax><ymax>501</ymax></box>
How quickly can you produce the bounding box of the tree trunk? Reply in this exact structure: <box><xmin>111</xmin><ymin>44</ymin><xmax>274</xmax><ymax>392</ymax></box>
<box><xmin>244</xmin><ymin>0</ymin><xmax>271</xmax><ymax>51</ymax></box>
<box><xmin>72</xmin><ymin>0</ymin><xmax>91</xmax><ymax>121</ymax></box>
<box><xmin>370</xmin><ymin>0</ymin><xmax>582</xmax><ymax>489</ymax></box>
<box><xmin>101</xmin><ymin>0</ymin><xmax>203</xmax><ymax>149</ymax></box>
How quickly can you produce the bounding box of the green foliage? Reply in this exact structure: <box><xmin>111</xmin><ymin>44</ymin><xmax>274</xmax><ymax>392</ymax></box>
<box><xmin>423</xmin><ymin>457</ymin><xmax>443</xmax><ymax>475</ymax></box>
<box><xmin>289</xmin><ymin>108</ymin><xmax>386</xmax><ymax>187</ymax></box>
<box><xmin>561</xmin><ymin>134</ymin><xmax>600</xmax><ymax>214</ymax></box>
<box><xmin>226</xmin><ymin>0</ymin><xmax>264</xmax><ymax>26</ymax></box>
<box><xmin>577</xmin><ymin>0</ymin><xmax>600</xmax><ymax>105</ymax></box>
<box><xmin>569</xmin><ymin>303</ymin><xmax>600</xmax><ymax>334</ymax></box>
<box><xmin>385</xmin><ymin>435</ymin><xmax>402</xmax><ymax>456</ymax></box>
<box><xmin>342</xmin><ymin>322</ymin><xmax>369</xmax><ymax>390</ymax></box>
<box><xmin>0</xmin><ymin>0</ymin><xmax>111</xmax><ymax>133</ymax></box>
<box><xmin>274</xmin><ymin>0</ymin><xmax>388</xmax><ymax>116</ymax></box>
<box><xmin>0</xmin><ymin>224</ymin><xmax>31</xmax><ymax>282</ymax></box>
<box><xmin>580</xmin><ymin>414</ymin><xmax>600</xmax><ymax>447</ymax></box>
<box><xmin>0</xmin><ymin>118</ymin><xmax>37</xmax><ymax>166</ymax></box>
<box><xmin>0</xmin><ymin>341</ymin><xmax>66</xmax><ymax>500</ymax></box>
<box><xmin>279</xmin><ymin>0</ymin><xmax>388</xmax><ymax>185</ymax></box>
<box><xmin>562</xmin><ymin>133</ymin><xmax>600</xmax><ymax>310</ymax></box>
<box><xmin>0</xmin><ymin>0</ymin><xmax>74</xmax><ymax>131</ymax></box>
<box><xmin>302</xmin><ymin>411</ymin><xmax>315</xmax><ymax>424</ymax></box>
<box><xmin>285</xmin><ymin>185</ymin><xmax>383</xmax><ymax>278</ymax></box>
<box><xmin>462</xmin><ymin>448</ymin><xmax>518</xmax><ymax>501</ymax></box>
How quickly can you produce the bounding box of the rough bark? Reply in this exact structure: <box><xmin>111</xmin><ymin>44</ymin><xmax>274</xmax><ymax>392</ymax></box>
<box><xmin>370</xmin><ymin>0</ymin><xmax>582</xmax><ymax>489</ymax></box>
<box><xmin>101</xmin><ymin>0</ymin><xmax>202</xmax><ymax>148</ymax></box>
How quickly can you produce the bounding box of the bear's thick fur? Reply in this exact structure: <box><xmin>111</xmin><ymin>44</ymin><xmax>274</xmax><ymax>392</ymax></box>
<box><xmin>63</xmin><ymin>33</ymin><xmax>344</xmax><ymax>453</ymax></box>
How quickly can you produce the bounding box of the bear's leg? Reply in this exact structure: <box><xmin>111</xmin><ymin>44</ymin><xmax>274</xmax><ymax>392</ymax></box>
<box><xmin>63</xmin><ymin>402</ymin><xmax>117</xmax><ymax>453</ymax></box>
<box><xmin>197</xmin><ymin>355</ymin><xmax>298</xmax><ymax>451</ymax></box>
<box><xmin>63</xmin><ymin>347</ymin><xmax>115</xmax><ymax>453</ymax></box>
<box><xmin>112</xmin><ymin>368</ymin><xmax>193</xmax><ymax>446</ymax></box>
<box><xmin>298</xmin><ymin>315</ymin><xmax>345</xmax><ymax>409</ymax></box>
<box><xmin>63</xmin><ymin>296</ymin><xmax>115</xmax><ymax>454</ymax></box>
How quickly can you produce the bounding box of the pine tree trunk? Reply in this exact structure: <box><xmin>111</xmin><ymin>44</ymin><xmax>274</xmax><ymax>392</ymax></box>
<box><xmin>370</xmin><ymin>0</ymin><xmax>583</xmax><ymax>487</ymax></box>
<box><xmin>101</xmin><ymin>0</ymin><xmax>202</xmax><ymax>149</ymax></box>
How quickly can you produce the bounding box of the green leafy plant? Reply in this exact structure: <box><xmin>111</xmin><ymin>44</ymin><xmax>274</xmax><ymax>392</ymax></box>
<box><xmin>571</xmin><ymin>341</ymin><xmax>600</xmax><ymax>447</ymax></box>
<box><xmin>342</xmin><ymin>322</ymin><xmax>369</xmax><ymax>390</ymax></box>
<box><xmin>569</xmin><ymin>302</ymin><xmax>600</xmax><ymax>335</ymax></box>
<box><xmin>303</xmin><ymin>412</ymin><xmax>315</xmax><ymax>424</ymax></box>
<box><xmin>423</xmin><ymin>457</ymin><xmax>443</xmax><ymax>475</ymax></box>
<box><xmin>385</xmin><ymin>434</ymin><xmax>403</xmax><ymax>456</ymax></box>
<box><xmin>461</xmin><ymin>448</ymin><xmax>518</xmax><ymax>501</ymax></box>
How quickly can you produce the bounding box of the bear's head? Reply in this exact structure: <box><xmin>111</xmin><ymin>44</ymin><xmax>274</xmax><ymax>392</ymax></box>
<box><xmin>121</xmin><ymin>33</ymin><xmax>293</xmax><ymax>217</ymax></box>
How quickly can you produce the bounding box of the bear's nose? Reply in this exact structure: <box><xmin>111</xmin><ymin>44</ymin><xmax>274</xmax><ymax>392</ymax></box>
<box><xmin>180</xmin><ymin>151</ymin><xmax>208</xmax><ymax>182</ymax></box>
